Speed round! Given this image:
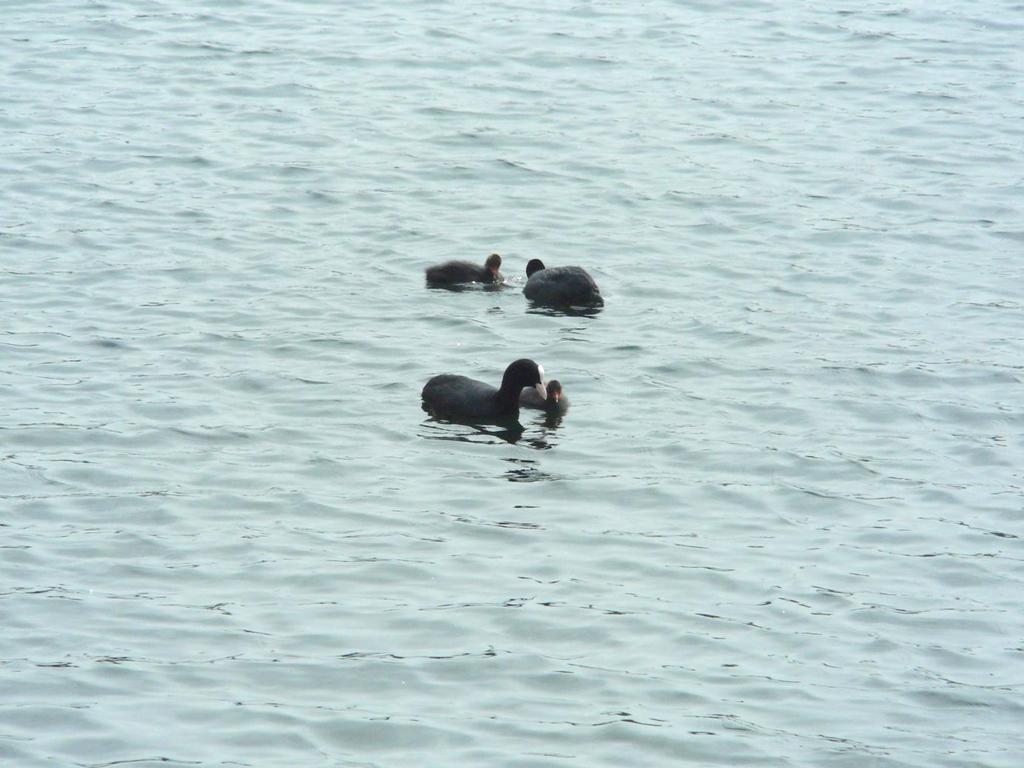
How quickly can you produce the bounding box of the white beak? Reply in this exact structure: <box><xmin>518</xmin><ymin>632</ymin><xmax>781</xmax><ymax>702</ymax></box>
<box><xmin>534</xmin><ymin>382</ymin><xmax>547</xmax><ymax>401</ymax></box>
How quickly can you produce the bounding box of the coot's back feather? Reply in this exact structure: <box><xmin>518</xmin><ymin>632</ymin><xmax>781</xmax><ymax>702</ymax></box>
<box><xmin>423</xmin><ymin>375</ymin><xmax>502</xmax><ymax>420</ymax></box>
<box><xmin>523</xmin><ymin>260</ymin><xmax>602</xmax><ymax>306</ymax></box>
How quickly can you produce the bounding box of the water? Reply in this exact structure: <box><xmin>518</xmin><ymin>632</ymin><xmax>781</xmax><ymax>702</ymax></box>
<box><xmin>2</xmin><ymin>1</ymin><xmax>1023</xmax><ymax>765</ymax></box>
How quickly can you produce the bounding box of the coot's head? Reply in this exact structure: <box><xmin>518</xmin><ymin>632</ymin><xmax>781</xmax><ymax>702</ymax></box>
<box><xmin>485</xmin><ymin>253</ymin><xmax>502</xmax><ymax>276</ymax></box>
<box><xmin>525</xmin><ymin>259</ymin><xmax>546</xmax><ymax>278</ymax></box>
<box><xmin>503</xmin><ymin>358</ymin><xmax>546</xmax><ymax>402</ymax></box>
<box><xmin>546</xmin><ymin>380</ymin><xmax>562</xmax><ymax>405</ymax></box>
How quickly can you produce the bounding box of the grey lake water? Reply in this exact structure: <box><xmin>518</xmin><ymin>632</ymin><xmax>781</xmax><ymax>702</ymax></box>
<box><xmin>2</xmin><ymin>1</ymin><xmax>1023</xmax><ymax>766</ymax></box>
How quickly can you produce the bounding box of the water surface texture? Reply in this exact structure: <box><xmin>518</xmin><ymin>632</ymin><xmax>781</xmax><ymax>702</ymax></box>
<box><xmin>3</xmin><ymin>1</ymin><xmax>1023</xmax><ymax>766</ymax></box>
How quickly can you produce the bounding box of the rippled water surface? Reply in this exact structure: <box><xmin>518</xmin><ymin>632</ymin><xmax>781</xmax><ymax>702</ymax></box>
<box><xmin>3</xmin><ymin>1</ymin><xmax>1024</xmax><ymax>766</ymax></box>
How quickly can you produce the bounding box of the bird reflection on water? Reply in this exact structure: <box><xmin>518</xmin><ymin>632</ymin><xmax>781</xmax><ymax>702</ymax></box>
<box><xmin>420</xmin><ymin>418</ymin><xmax>525</xmax><ymax>445</ymax></box>
<box><xmin>502</xmin><ymin>457</ymin><xmax>559</xmax><ymax>483</ymax></box>
<box><xmin>525</xmin><ymin>303</ymin><xmax>603</xmax><ymax>319</ymax></box>
<box><xmin>425</xmin><ymin>281</ymin><xmax>508</xmax><ymax>294</ymax></box>
<box><xmin>419</xmin><ymin>413</ymin><xmax>563</xmax><ymax>450</ymax></box>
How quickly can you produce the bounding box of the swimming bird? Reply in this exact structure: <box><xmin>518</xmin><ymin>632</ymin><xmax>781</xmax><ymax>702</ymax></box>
<box><xmin>422</xmin><ymin>359</ymin><xmax>546</xmax><ymax>423</ymax></box>
<box><xmin>523</xmin><ymin>259</ymin><xmax>602</xmax><ymax>306</ymax></box>
<box><xmin>520</xmin><ymin>379</ymin><xmax>568</xmax><ymax>416</ymax></box>
<box><xmin>426</xmin><ymin>253</ymin><xmax>503</xmax><ymax>286</ymax></box>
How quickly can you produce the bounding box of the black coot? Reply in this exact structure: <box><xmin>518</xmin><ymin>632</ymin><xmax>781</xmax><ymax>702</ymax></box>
<box><xmin>523</xmin><ymin>259</ymin><xmax>602</xmax><ymax>306</ymax></box>
<box><xmin>422</xmin><ymin>359</ymin><xmax>546</xmax><ymax>422</ymax></box>
<box><xmin>520</xmin><ymin>379</ymin><xmax>569</xmax><ymax>416</ymax></box>
<box><xmin>426</xmin><ymin>253</ymin><xmax>503</xmax><ymax>286</ymax></box>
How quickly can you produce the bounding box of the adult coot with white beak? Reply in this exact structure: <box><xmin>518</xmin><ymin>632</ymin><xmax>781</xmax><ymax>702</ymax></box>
<box><xmin>422</xmin><ymin>359</ymin><xmax>546</xmax><ymax>422</ymax></box>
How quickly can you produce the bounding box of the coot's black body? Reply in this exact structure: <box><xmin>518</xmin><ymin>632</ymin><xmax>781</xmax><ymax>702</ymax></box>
<box><xmin>523</xmin><ymin>259</ymin><xmax>602</xmax><ymax>306</ymax></box>
<box><xmin>422</xmin><ymin>359</ymin><xmax>546</xmax><ymax>422</ymax></box>
<box><xmin>519</xmin><ymin>379</ymin><xmax>569</xmax><ymax>416</ymax></box>
<box><xmin>426</xmin><ymin>253</ymin><xmax>503</xmax><ymax>286</ymax></box>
